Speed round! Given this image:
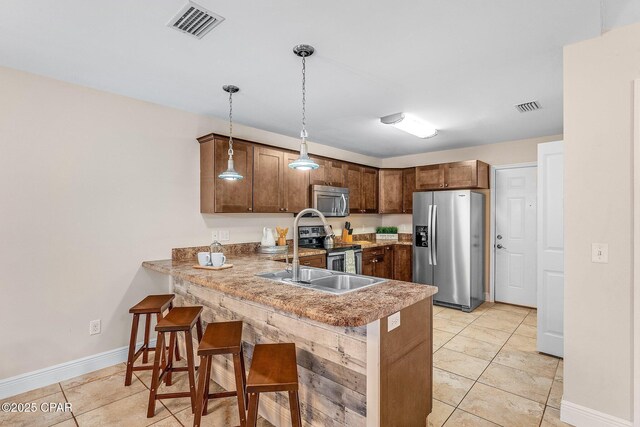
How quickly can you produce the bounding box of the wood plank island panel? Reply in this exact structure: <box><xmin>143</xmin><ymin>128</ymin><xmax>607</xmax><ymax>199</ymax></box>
<box><xmin>173</xmin><ymin>277</ymin><xmax>368</xmax><ymax>427</ymax></box>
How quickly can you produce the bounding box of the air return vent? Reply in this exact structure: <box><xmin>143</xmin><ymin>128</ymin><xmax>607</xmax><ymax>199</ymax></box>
<box><xmin>167</xmin><ymin>2</ymin><xmax>225</xmax><ymax>39</ymax></box>
<box><xmin>515</xmin><ymin>101</ymin><xmax>541</xmax><ymax>113</ymax></box>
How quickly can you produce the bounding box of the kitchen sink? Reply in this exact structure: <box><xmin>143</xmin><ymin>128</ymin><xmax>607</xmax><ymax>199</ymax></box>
<box><xmin>256</xmin><ymin>267</ymin><xmax>386</xmax><ymax>295</ymax></box>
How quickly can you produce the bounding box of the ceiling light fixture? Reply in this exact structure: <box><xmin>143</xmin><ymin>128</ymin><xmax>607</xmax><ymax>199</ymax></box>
<box><xmin>380</xmin><ymin>113</ymin><xmax>438</xmax><ymax>139</ymax></box>
<box><xmin>289</xmin><ymin>44</ymin><xmax>319</xmax><ymax>171</ymax></box>
<box><xmin>218</xmin><ymin>85</ymin><xmax>244</xmax><ymax>181</ymax></box>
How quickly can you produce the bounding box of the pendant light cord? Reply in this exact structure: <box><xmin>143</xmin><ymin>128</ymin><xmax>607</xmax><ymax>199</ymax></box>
<box><xmin>228</xmin><ymin>89</ymin><xmax>234</xmax><ymax>158</ymax></box>
<box><xmin>301</xmin><ymin>54</ymin><xmax>307</xmax><ymax>139</ymax></box>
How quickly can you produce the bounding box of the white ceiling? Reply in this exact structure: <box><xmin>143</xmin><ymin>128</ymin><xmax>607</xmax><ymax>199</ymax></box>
<box><xmin>2</xmin><ymin>1</ymin><xmax>640</xmax><ymax>157</ymax></box>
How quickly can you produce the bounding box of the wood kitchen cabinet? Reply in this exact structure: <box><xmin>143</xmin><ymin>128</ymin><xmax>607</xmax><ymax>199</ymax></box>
<box><xmin>200</xmin><ymin>135</ymin><xmax>254</xmax><ymax>213</ymax></box>
<box><xmin>379</xmin><ymin>168</ymin><xmax>416</xmax><ymax>214</ymax></box>
<box><xmin>416</xmin><ymin>160</ymin><xmax>489</xmax><ymax>190</ymax></box>
<box><xmin>363</xmin><ymin>246</ymin><xmax>393</xmax><ymax>279</ymax></box>
<box><xmin>379</xmin><ymin>169</ymin><xmax>403</xmax><ymax>214</ymax></box>
<box><xmin>253</xmin><ymin>146</ymin><xmax>310</xmax><ymax>213</ymax></box>
<box><xmin>402</xmin><ymin>168</ymin><xmax>416</xmax><ymax>213</ymax></box>
<box><xmin>348</xmin><ymin>165</ymin><xmax>379</xmax><ymax>213</ymax></box>
<box><xmin>392</xmin><ymin>245</ymin><xmax>412</xmax><ymax>282</ymax></box>
<box><xmin>310</xmin><ymin>158</ymin><xmax>347</xmax><ymax>187</ymax></box>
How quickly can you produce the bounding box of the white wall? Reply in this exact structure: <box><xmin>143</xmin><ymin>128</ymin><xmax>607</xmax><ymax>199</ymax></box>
<box><xmin>0</xmin><ymin>66</ymin><xmax>381</xmax><ymax>380</ymax></box>
<box><xmin>563</xmin><ymin>22</ymin><xmax>640</xmax><ymax>422</ymax></box>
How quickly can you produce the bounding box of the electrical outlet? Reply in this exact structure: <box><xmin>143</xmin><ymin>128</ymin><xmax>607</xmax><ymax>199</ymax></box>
<box><xmin>219</xmin><ymin>230</ymin><xmax>230</xmax><ymax>241</ymax></box>
<box><xmin>211</xmin><ymin>230</ymin><xmax>219</xmax><ymax>241</ymax></box>
<box><xmin>591</xmin><ymin>243</ymin><xmax>609</xmax><ymax>263</ymax></box>
<box><xmin>89</xmin><ymin>319</ymin><xmax>101</xmax><ymax>335</ymax></box>
<box><xmin>387</xmin><ymin>312</ymin><xmax>401</xmax><ymax>332</ymax></box>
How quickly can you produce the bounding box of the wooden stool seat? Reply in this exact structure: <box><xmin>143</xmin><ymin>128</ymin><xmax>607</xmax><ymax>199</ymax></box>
<box><xmin>125</xmin><ymin>294</ymin><xmax>178</xmax><ymax>386</ymax></box>
<box><xmin>246</xmin><ymin>343</ymin><xmax>301</xmax><ymax>427</ymax></box>
<box><xmin>156</xmin><ymin>306</ymin><xmax>203</xmax><ymax>332</ymax></box>
<box><xmin>194</xmin><ymin>321</ymin><xmax>248</xmax><ymax>427</ymax></box>
<box><xmin>198</xmin><ymin>321</ymin><xmax>243</xmax><ymax>355</ymax></box>
<box><xmin>147</xmin><ymin>305</ymin><xmax>203</xmax><ymax>418</ymax></box>
<box><xmin>129</xmin><ymin>294</ymin><xmax>174</xmax><ymax>314</ymax></box>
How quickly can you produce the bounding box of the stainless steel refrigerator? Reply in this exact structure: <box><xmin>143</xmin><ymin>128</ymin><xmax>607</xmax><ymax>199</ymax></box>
<box><xmin>413</xmin><ymin>190</ymin><xmax>485</xmax><ymax>312</ymax></box>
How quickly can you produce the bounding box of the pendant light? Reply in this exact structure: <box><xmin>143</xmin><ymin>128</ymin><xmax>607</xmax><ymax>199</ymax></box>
<box><xmin>289</xmin><ymin>44</ymin><xmax>319</xmax><ymax>171</ymax></box>
<box><xmin>218</xmin><ymin>85</ymin><xmax>244</xmax><ymax>181</ymax></box>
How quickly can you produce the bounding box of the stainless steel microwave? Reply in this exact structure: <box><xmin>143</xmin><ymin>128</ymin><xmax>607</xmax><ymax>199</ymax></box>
<box><xmin>311</xmin><ymin>185</ymin><xmax>349</xmax><ymax>217</ymax></box>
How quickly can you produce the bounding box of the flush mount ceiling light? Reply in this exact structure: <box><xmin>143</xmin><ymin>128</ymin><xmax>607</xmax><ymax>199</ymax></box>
<box><xmin>289</xmin><ymin>44</ymin><xmax>319</xmax><ymax>171</ymax></box>
<box><xmin>380</xmin><ymin>113</ymin><xmax>438</xmax><ymax>139</ymax></box>
<box><xmin>218</xmin><ymin>85</ymin><xmax>244</xmax><ymax>181</ymax></box>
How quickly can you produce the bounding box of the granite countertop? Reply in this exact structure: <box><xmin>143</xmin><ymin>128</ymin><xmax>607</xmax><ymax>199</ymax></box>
<box><xmin>143</xmin><ymin>249</ymin><xmax>436</xmax><ymax>327</ymax></box>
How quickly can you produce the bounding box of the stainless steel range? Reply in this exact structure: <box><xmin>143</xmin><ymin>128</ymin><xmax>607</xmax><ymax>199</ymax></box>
<box><xmin>297</xmin><ymin>225</ymin><xmax>362</xmax><ymax>274</ymax></box>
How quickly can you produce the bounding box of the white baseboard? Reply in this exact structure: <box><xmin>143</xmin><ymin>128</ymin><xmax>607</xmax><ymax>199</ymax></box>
<box><xmin>561</xmin><ymin>400</ymin><xmax>632</xmax><ymax>427</ymax></box>
<box><xmin>0</xmin><ymin>339</ymin><xmax>156</xmax><ymax>400</ymax></box>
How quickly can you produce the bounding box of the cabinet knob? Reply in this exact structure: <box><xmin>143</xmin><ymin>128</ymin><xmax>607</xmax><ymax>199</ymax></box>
<box><xmin>439</xmin><ymin>184</ymin><xmax>444</xmax><ymax>188</ymax></box>
<box><xmin>285</xmin><ymin>208</ymin><xmax>288</xmax><ymax>211</ymax></box>
<box><xmin>445</xmin><ymin>184</ymin><xmax>448</xmax><ymax>187</ymax></box>
<box><xmin>248</xmin><ymin>207</ymin><xmax>253</xmax><ymax>211</ymax></box>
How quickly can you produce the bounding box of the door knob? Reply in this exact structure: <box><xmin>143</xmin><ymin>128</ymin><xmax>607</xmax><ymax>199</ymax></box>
<box><xmin>496</xmin><ymin>244</ymin><xmax>505</xmax><ymax>249</ymax></box>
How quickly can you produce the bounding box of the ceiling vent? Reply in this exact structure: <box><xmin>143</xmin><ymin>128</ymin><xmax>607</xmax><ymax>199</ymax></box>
<box><xmin>167</xmin><ymin>2</ymin><xmax>225</xmax><ymax>39</ymax></box>
<box><xmin>515</xmin><ymin>100</ymin><xmax>541</xmax><ymax>113</ymax></box>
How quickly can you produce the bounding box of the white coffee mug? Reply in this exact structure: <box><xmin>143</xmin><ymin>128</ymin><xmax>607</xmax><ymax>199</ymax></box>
<box><xmin>197</xmin><ymin>252</ymin><xmax>211</xmax><ymax>266</ymax></box>
<box><xmin>210</xmin><ymin>253</ymin><xmax>226</xmax><ymax>267</ymax></box>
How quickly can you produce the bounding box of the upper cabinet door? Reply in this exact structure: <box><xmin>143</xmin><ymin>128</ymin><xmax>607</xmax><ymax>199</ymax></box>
<box><xmin>326</xmin><ymin>160</ymin><xmax>347</xmax><ymax>187</ymax></box>
<box><xmin>253</xmin><ymin>146</ymin><xmax>285</xmax><ymax>213</ymax></box>
<box><xmin>214</xmin><ymin>138</ymin><xmax>254</xmax><ymax>213</ymax></box>
<box><xmin>443</xmin><ymin>160</ymin><xmax>477</xmax><ymax>189</ymax></box>
<box><xmin>347</xmin><ymin>164</ymin><xmax>363</xmax><ymax>212</ymax></box>
<box><xmin>284</xmin><ymin>152</ymin><xmax>310</xmax><ymax>213</ymax></box>
<box><xmin>402</xmin><ymin>168</ymin><xmax>416</xmax><ymax>213</ymax></box>
<box><xmin>379</xmin><ymin>169</ymin><xmax>403</xmax><ymax>214</ymax></box>
<box><xmin>200</xmin><ymin>140</ymin><xmax>216</xmax><ymax>213</ymax></box>
<box><xmin>416</xmin><ymin>164</ymin><xmax>445</xmax><ymax>190</ymax></box>
<box><xmin>309</xmin><ymin>157</ymin><xmax>328</xmax><ymax>186</ymax></box>
<box><xmin>362</xmin><ymin>167</ymin><xmax>379</xmax><ymax>213</ymax></box>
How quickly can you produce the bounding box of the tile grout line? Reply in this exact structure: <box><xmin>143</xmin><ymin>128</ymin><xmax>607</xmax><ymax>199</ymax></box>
<box><xmin>56</xmin><ymin>381</ymin><xmax>79</xmax><ymax>427</ymax></box>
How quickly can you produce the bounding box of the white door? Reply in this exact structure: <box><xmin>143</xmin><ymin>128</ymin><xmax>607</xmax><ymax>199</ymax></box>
<box><xmin>537</xmin><ymin>141</ymin><xmax>564</xmax><ymax>357</ymax></box>
<box><xmin>494</xmin><ymin>166</ymin><xmax>538</xmax><ymax>307</ymax></box>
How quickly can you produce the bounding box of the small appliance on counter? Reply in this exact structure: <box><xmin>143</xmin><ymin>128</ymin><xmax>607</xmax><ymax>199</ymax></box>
<box><xmin>298</xmin><ymin>225</ymin><xmax>362</xmax><ymax>273</ymax></box>
<box><xmin>258</xmin><ymin>226</ymin><xmax>289</xmax><ymax>254</ymax></box>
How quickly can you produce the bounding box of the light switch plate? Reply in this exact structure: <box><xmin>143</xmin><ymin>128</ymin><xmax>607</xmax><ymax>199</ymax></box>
<box><xmin>388</xmin><ymin>312</ymin><xmax>401</xmax><ymax>332</ymax></box>
<box><xmin>591</xmin><ymin>243</ymin><xmax>609</xmax><ymax>263</ymax></box>
<box><xmin>211</xmin><ymin>230</ymin><xmax>219</xmax><ymax>241</ymax></box>
<box><xmin>219</xmin><ymin>230</ymin><xmax>230</xmax><ymax>241</ymax></box>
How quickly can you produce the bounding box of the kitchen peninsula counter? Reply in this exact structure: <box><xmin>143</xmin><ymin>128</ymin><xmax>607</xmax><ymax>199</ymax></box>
<box><xmin>143</xmin><ymin>244</ymin><xmax>436</xmax><ymax>427</ymax></box>
<box><xmin>143</xmin><ymin>250</ymin><xmax>435</xmax><ymax>327</ymax></box>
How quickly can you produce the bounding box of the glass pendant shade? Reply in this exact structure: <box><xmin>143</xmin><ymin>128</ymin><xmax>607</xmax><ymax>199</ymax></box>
<box><xmin>218</xmin><ymin>158</ymin><xmax>244</xmax><ymax>180</ymax></box>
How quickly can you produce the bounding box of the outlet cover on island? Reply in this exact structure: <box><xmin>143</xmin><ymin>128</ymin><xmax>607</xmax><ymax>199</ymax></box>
<box><xmin>388</xmin><ymin>312</ymin><xmax>401</xmax><ymax>331</ymax></box>
<box><xmin>89</xmin><ymin>319</ymin><xmax>101</xmax><ymax>335</ymax></box>
<box><xmin>591</xmin><ymin>243</ymin><xmax>609</xmax><ymax>263</ymax></box>
<box><xmin>219</xmin><ymin>230</ymin><xmax>230</xmax><ymax>241</ymax></box>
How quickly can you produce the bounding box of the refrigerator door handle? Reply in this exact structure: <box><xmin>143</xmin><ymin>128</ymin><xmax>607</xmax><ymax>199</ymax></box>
<box><xmin>432</xmin><ymin>205</ymin><xmax>438</xmax><ymax>265</ymax></box>
<box><xmin>427</xmin><ymin>204</ymin><xmax>433</xmax><ymax>265</ymax></box>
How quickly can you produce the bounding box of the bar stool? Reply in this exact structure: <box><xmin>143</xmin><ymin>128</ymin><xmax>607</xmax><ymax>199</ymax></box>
<box><xmin>193</xmin><ymin>321</ymin><xmax>247</xmax><ymax>427</ymax></box>
<box><xmin>125</xmin><ymin>294</ymin><xmax>180</xmax><ymax>386</ymax></box>
<box><xmin>147</xmin><ymin>305</ymin><xmax>203</xmax><ymax>418</ymax></box>
<box><xmin>246</xmin><ymin>343</ymin><xmax>302</xmax><ymax>427</ymax></box>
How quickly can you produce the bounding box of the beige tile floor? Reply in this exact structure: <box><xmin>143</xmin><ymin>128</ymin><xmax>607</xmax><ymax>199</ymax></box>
<box><xmin>430</xmin><ymin>302</ymin><xmax>570</xmax><ymax>427</ymax></box>
<box><xmin>1</xmin><ymin>302</ymin><xmax>569</xmax><ymax>427</ymax></box>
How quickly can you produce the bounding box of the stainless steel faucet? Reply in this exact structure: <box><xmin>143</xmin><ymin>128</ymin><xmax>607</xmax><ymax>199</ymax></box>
<box><xmin>292</xmin><ymin>208</ymin><xmax>334</xmax><ymax>282</ymax></box>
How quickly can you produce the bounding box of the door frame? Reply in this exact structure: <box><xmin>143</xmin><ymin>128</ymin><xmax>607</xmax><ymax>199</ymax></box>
<box><xmin>489</xmin><ymin>162</ymin><xmax>538</xmax><ymax>302</ymax></box>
